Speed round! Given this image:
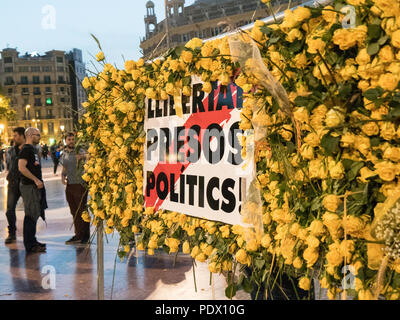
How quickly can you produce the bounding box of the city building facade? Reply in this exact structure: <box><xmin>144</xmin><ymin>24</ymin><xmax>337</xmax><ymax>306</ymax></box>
<box><xmin>66</xmin><ymin>48</ymin><xmax>87</xmax><ymax>126</ymax></box>
<box><xmin>0</xmin><ymin>48</ymin><xmax>86</xmax><ymax>144</ymax></box>
<box><xmin>140</xmin><ymin>0</ymin><xmax>302</xmax><ymax>60</ymax></box>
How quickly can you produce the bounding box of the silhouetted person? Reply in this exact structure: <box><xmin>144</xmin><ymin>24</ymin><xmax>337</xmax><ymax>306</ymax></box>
<box><xmin>4</xmin><ymin>128</ymin><xmax>25</xmax><ymax>244</ymax></box>
<box><xmin>18</xmin><ymin>128</ymin><xmax>47</xmax><ymax>253</ymax></box>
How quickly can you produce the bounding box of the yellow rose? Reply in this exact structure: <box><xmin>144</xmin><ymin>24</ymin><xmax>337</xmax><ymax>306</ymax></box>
<box><xmin>293</xmin><ymin>7</ymin><xmax>311</xmax><ymax>21</ymax></box>
<box><xmin>286</xmin><ymin>29</ymin><xmax>303</xmax><ymax>43</ymax></box>
<box><xmin>303</xmin><ymin>247</ymin><xmax>319</xmax><ymax>267</ymax></box>
<box><xmin>328</xmin><ymin>160</ymin><xmax>345</xmax><ymax>180</ymax></box>
<box><xmin>182</xmin><ymin>241</ymin><xmax>190</xmax><ymax>254</ymax></box>
<box><xmin>378</xmin><ymin>73</ymin><xmax>399</xmax><ymax>91</ymax></box>
<box><xmin>308</xmin><ymin>220</ymin><xmax>325</xmax><ymax>236</ymax></box>
<box><xmin>333</xmin><ymin>29</ymin><xmax>357</xmax><ymax>50</ymax></box>
<box><xmin>380</xmin><ymin>122</ymin><xmax>396</xmax><ymax>141</ymax></box>
<box><xmin>298</xmin><ymin>277</ymin><xmax>311</xmax><ymax>291</ymax></box>
<box><xmin>362</xmin><ymin>122</ymin><xmax>380</xmax><ymax>136</ymax></box>
<box><xmin>383</xmin><ymin>147</ymin><xmax>400</xmax><ymax>162</ymax></box>
<box><xmin>358</xmin><ymin>167</ymin><xmax>376</xmax><ymax>183</ymax></box>
<box><xmin>293</xmin><ymin>257</ymin><xmax>303</xmax><ymax>269</ymax></box>
<box><xmin>96</xmin><ymin>51</ymin><xmax>105</xmax><ymax>61</ymax></box>
<box><xmin>358</xmin><ymin>289</ymin><xmax>374</xmax><ymax>300</ymax></box>
<box><xmin>323</xmin><ymin>194</ymin><xmax>342</xmax><ymax>212</ymax></box>
<box><xmin>379</xmin><ymin>45</ymin><xmax>394</xmax><ymax>63</ymax></box>
<box><xmin>279</xmin><ymin>124</ymin><xmax>293</xmax><ymax>141</ymax></box>
<box><xmin>391</xmin><ymin>29</ymin><xmax>400</xmax><ymax>48</ymax></box>
<box><xmin>181</xmin><ymin>50</ymin><xmax>193</xmax><ymax>63</ymax></box>
<box><xmin>235</xmin><ymin>249</ymin><xmax>250</xmax><ymax>266</ymax></box>
<box><xmin>202</xmin><ymin>82</ymin><xmax>212</xmax><ymax>94</ymax></box>
<box><xmin>340</xmin><ymin>240</ymin><xmax>355</xmax><ymax>260</ymax></box>
<box><xmin>306</xmin><ymin>235</ymin><xmax>320</xmax><ymax>248</ymax></box>
<box><xmin>325</xmin><ymin>108</ymin><xmax>345</xmax><ymax>127</ymax></box>
<box><xmin>356</xmin><ymin>48</ymin><xmax>370</xmax><ymax>65</ymax></box>
<box><xmin>374</xmin><ymin>161</ymin><xmax>398</xmax><ymax>181</ymax></box>
<box><xmin>343</xmin><ymin>215</ymin><xmax>366</xmax><ymax>237</ymax></box>
<box><xmin>293</xmin><ymin>107</ymin><xmax>309</xmax><ymax>124</ymax></box>
<box><xmin>185</xmin><ymin>37</ymin><xmax>203</xmax><ymax>50</ymax></box>
<box><xmin>261</xmin><ymin>234</ymin><xmax>272</xmax><ymax>248</ymax></box>
<box><xmin>326</xmin><ymin>242</ymin><xmax>343</xmax><ymax>267</ymax></box>
<box><xmin>322</xmin><ymin>212</ymin><xmax>342</xmax><ymax>239</ymax></box>
<box><xmin>300</xmin><ymin>144</ymin><xmax>314</xmax><ymax>160</ymax></box>
<box><xmin>307</xmin><ymin>38</ymin><xmax>326</xmax><ymax>54</ymax></box>
<box><xmin>340</xmin><ymin>132</ymin><xmax>356</xmax><ymax>147</ymax></box>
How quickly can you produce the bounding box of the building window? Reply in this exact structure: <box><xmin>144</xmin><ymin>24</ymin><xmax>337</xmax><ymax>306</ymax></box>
<box><xmin>44</xmin><ymin>76</ymin><xmax>51</xmax><ymax>84</ymax></box>
<box><xmin>22</xmin><ymin>88</ymin><xmax>29</xmax><ymax>95</ymax></box>
<box><xmin>61</xmin><ymin>97</ymin><xmax>65</xmax><ymax>103</ymax></box>
<box><xmin>21</xmin><ymin>76</ymin><xmax>28</xmax><ymax>84</ymax></box>
<box><xmin>34</xmin><ymin>98</ymin><xmax>42</xmax><ymax>106</ymax></box>
<box><xmin>60</xmin><ymin>87</ymin><xmax>65</xmax><ymax>93</ymax></box>
<box><xmin>33</xmin><ymin>76</ymin><xmax>40</xmax><ymax>84</ymax></box>
<box><xmin>46</xmin><ymin>97</ymin><xmax>53</xmax><ymax>106</ymax></box>
<box><xmin>5</xmin><ymin>77</ymin><xmax>14</xmax><ymax>85</ymax></box>
<box><xmin>56</xmin><ymin>56</ymin><xmax>64</xmax><ymax>63</ymax></box>
<box><xmin>37</xmin><ymin>122</ymin><xmax>43</xmax><ymax>132</ymax></box>
<box><xmin>23</xmin><ymin>98</ymin><xmax>29</xmax><ymax>105</ymax></box>
<box><xmin>48</xmin><ymin>122</ymin><xmax>54</xmax><ymax>134</ymax></box>
<box><xmin>31</xmin><ymin>66</ymin><xmax>41</xmax><ymax>72</ymax></box>
<box><xmin>33</xmin><ymin>87</ymin><xmax>41</xmax><ymax>95</ymax></box>
<box><xmin>7</xmin><ymin>88</ymin><xmax>13</xmax><ymax>94</ymax></box>
<box><xmin>4</xmin><ymin>67</ymin><xmax>13</xmax><ymax>73</ymax></box>
<box><xmin>45</xmin><ymin>87</ymin><xmax>52</xmax><ymax>94</ymax></box>
<box><xmin>35</xmin><ymin>110</ymin><xmax>41</xmax><ymax>118</ymax></box>
<box><xmin>58</xmin><ymin>76</ymin><xmax>65</xmax><ymax>84</ymax></box>
<box><xmin>42</xmin><ymin>66</ymin><xmax>51</xmax><ymax>72</ymax></box>
<box><xmin>57</xmin><ymin>66</ymin><xmax>64</xmax><ymax>72</ymax></box>
<box><xmin>18</xmin><ymin>66</ymin><xmax>29</xmax><ymax>72</ymax></box>
<box><xmin>4</xmin><ymin>57</ymin><xmax>12</xmax><ymax>63</ymax></box>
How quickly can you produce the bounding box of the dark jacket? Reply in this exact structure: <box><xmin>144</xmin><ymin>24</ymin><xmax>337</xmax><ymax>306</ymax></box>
<box><xmin>6</xmin><ymin>146</ymin><xmax>21</xmax><ymax>186</ymax></box>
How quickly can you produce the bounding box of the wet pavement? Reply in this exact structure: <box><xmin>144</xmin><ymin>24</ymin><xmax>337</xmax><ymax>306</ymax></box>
<box><xmin>0</xmin><ymin>159</ymin><xmax>249</xmax><ymax>300</ymax></box>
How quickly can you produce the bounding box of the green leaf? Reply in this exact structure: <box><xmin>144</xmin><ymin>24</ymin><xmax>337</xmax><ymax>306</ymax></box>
<box><xmin>367</xmin><ymin>42</ymin><xmax>380</xmax><ymax>56</ymax></box>
<box><xmin>378</xmin><ymin>35</ymin><xmax>389</xmax><ymax>45</ymax></box>
<box><xmin>255</xmin><ymin>258</ymin><xmax>265</xmax><ymax>269</ymax></box>
<box><xmin>225</xmin><ymin>284</ymin><xmax>237</xmax><ymax>299</ymax></box>
<box><xmin>242</xmin><ymin>278</ymin><xmax>253</xmax><ymax>293</ymax></box>
<box><xmin>367</xmin><ymin>24</ymin><xmax>381</xmax><ymax>40</ymax></box>
<box><xmin>321</xmin><ymin>133</ymin><xmax>340</xmax><ymax>156</ymax></box>
<box><xmin>347</xmin><ymin>161</ymin><xmax>364</xmax><ymax>181</ymax></box>
<box><xmin>364</xmin><ymin>87</ymin><xmax>384</xmax><ymax>101</ymax></box>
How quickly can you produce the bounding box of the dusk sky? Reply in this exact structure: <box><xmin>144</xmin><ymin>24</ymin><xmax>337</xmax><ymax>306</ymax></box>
<box><xmin>0</xmin><ymin>0</ymin><xmax>196</xmax><ymax>70</ymax></box>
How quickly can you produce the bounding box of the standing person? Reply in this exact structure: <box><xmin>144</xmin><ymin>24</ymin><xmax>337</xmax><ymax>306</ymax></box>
<box><xmin>42</xmin><ymin>144</ymin><xmax>49</xmax><ymax>160</ymax></box>
<box><xmin>50</xmin><ymin>142</ymin><xmax>59</xmax><ymax>175</ymax></box>
<box><xmin>18</xmin><ymin>127</ymin><xmax>47</xmax><ymax>253</ymax></box>
<box><xmin>0</xmin><ymin>146</ymin><xmax>4</xmax><ymax>172</ymax></box>
<box><xmin>5</xmin><ymin>140</ymin><xmax>14</xmax><ymax>171</ymax></box>
<box><xmin>60</xmin><ymin>132</ymin><xmax>90</xmax><ymax>244</ymax></box>
<box><xmin>4</xmin><ymin>128</ymin><xmax>25</xmax><ymax>244</ymax></box>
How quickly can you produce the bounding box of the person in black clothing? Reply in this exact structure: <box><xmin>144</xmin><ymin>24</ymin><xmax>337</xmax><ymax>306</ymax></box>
<box><xmin>18</xmin><ymin>127</ymin><xmax>47</xmax><ymax>253</ymax></box>
<box><xmin>42</xmin><ymin>143</ymin><xmax>49</xmax><ymax>160</ymax></box>
<box><xmin>0</xmin><ymin>147</ymin><xmax>5</xmax><ymax>172</ymax></box>
<box><xmin>4</xmin><ymin>128</ymin><xmax>26</xmax><ymax>244</ymax></box>
<box><xmin>50</xmin><ymin>142</ymin><xmax>60</xmax><ymax>175</ymax></box>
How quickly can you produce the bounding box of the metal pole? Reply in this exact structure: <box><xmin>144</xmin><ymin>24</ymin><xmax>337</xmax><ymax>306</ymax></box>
<box><xmin>97</xmin><ymin>221</ymin><xmax>105</xmax><ymax>300</ymax></box>
<box><xmin>164</xmin><ymin>0</ymin><xmax>171</xmax><ymax>49</ymax></box>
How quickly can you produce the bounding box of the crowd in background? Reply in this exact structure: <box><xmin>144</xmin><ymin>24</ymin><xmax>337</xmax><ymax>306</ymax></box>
<box><xmin>1</xmin><ymin>140</ymin><xmax>64</xmax><ymax>175</ymax></box>
<box><xmin>1</xmin><ymin>128</ymin><xmax>89</xmax><ymax>253</ymax></box>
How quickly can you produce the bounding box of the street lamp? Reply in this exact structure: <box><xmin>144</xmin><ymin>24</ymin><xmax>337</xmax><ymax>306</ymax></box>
<box><xmin>25</xmin><ymin>104</ymin><xmax>31</xmax><ymax>121</ymax></box>
<box><xmin>60</xmin><ymin>125</ymin><xmax>65</xmax><ymax>141</ymax></box>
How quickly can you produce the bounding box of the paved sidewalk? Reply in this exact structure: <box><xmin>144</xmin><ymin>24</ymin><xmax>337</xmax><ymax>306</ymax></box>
<box><xmin>0</xmin><ymin>159</ymin><xmax>250</xmax><ymax>300</ymax></box>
